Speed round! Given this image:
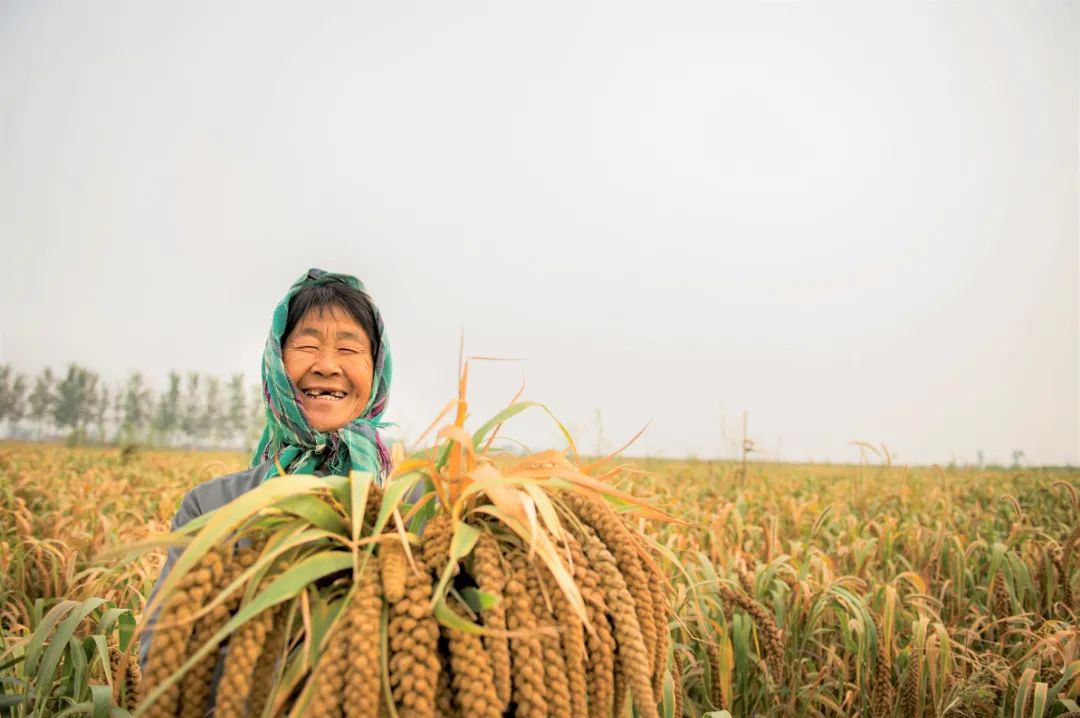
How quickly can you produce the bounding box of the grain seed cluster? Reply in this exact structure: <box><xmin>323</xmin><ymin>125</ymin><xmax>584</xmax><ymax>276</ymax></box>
<box><xmin>140</xmin><ymin>479</ymin><xmax>675</xmax><ymax>718</ymax></box>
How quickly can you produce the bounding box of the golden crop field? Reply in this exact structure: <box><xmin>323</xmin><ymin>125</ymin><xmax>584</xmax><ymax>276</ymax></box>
<box><xmin>1</xmin><ymin>442</ymin><xmax>1078</xmax><ymax>717</ymax></box>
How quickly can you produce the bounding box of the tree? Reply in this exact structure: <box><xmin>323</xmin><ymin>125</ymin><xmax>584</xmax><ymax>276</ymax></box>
<box><xmin>0</xmin><ymin>365</ymin><xmax>12</xmax><ymax>429</ymax></box>
<box><xmin>180</xmin><ymin>373</ymin><xmax>204</xmax><ymax>447</ymax></box>
<box><xmin>28</xmin><ymin>368</ymin><xmax>56</xmax><ymax>439</ymax></box>
<box><xmin>247</xmin><ymin>383</ymin><xmax>265</xmax><ymax>452</ymax></box>
<box><xmin>226</xmin><ymin>373</ymin><xmax>247</xmax><ymax>448</ymax></box>
<box><xmin>54</xmin><ymin>364</ymin><xmax>99</xmax><ymax>441</ymax></box>
<box><xmin>152</xmin><ymin>372</ymin><xmax>182</xmax><ymax>446</ymax></box>
<box><xmin>203</xmin><ymin>376</ymin><xmax>224</xmax><ymax>447</ymax></box>
<box><xmin>120</xmin><ymin>372</ymin><xmax>151</xmax><ymax>443</ymax></box>
<box><xmin>0</xmin><ymin>366</ymin><xmax>28</xmax><ymax>438</ymax></box>
<box><xmin>112</xmin><ymin>388</ymin><xmax>125</xmax><ymax>443</ymax></box>
<box><xmin>7</xmin><ymin>374</ymin><xmax>27</xmax><ymax>438</ymax></box>
<box><xmin>93</xmin><ymin>384</ymin><xmax>110</xmax><ymax>443</ymax></box>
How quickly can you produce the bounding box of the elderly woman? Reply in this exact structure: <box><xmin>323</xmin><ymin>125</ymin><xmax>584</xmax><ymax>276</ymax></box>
<box><xmin>139</xmin><ymin>268</ymin><xmax>393</xmax><ymax>681</ymax></box>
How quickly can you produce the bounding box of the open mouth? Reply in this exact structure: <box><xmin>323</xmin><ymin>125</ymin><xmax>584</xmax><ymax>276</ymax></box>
<box><xmin>301</xmin><ymin>389</ymin><xmax>348</xmax><ymax>402</ymax></box>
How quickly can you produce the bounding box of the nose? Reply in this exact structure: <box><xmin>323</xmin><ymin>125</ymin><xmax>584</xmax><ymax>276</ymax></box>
<box><xmin>311</xmin><ymin>352</ymin><xmax>341</xmax><ymax>376</ymax></box>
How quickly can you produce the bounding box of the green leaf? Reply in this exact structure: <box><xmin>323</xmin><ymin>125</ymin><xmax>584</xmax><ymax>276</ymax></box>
<box><xmin>32</xmin><ymin>597</ymin><xmax>45</xmax><ymax>628</ymax></box>
<box><xmin>0</xmin><ymin>695</ymin><xmax>26</xmax><ymax>709</ymax></box>
<box><xmin>430</xmin><ymin>521</ymin><xmax>481</xmax><ymax>607</ymax></box>
<box><xmin>448</xmin><ymin>521</ymin><xmax>480</xmax><ymax>562</ymax></box>
<box><xmin>372</xmin><ymin>473</ymin><xmax>422</xmax><ymax>536</ymax></box>
<box><xmin>471</xmin><ymin>401</ymin><xmax>540</xmax><ymax>447</ymax></box>
<box><xmin>310</xmin><ymin>595</ymin><xmax>348</xmax><ymax>659</ymax></box>
<box><xmin>91</xmin><ymin>683</ymin><xmax>113</xmax><ymax>718</ymax></box>
<box><xmin>69</xmin><ymin>635</ymin><xmax>89</xmax><ymax>703</ymax></box>
<box><xmin>1013</xmin><ymin>667</ymin><xmax>1036</xmax><ymax>718</ymax></box>
<box><xmin>1048</xmin><ymin>660</ymin><xmax>1080</xmax><ymax>702</ymax></box>
<box><xmin>34</xmin><ymin>598</ymin><xmax>106</xmax><ymax>711</ymax></box>
<box><xmin>274</xmin><ymin>494</ymin><xmax>348</xmax><ymax>534</ymax></box>
<box><xmin>731</xmin><ymin>613</ymin><xmax>750</xmax><ymax>696</ymax></box>
<box><xmin>25</xmin><ymin>599</ymin><xmax>79</xmax><ymax>676</ymax></box>
<box><xmin>223</xmin><ymin>551</ymin><xmax>352</xmax><ymax>638</ymax></box>
<box><xmin>87</xmin><ymin>635</ymin><xmax>111</xmax><ymax>688</ymax></box>
<box><xmin>433</xmin><ymin>599</ymin><xmax>483</xmax><ymax>635</ymax></box>
<box><xmin>224</xmin><ymin>527</ymin><xmax>335</xmax><ymax>610</ymax></box>
<box><xmin>324</xmin><ymin>474</ymin><xmax>350</xmax><ymax>506</ymax></box>
<box><xmin>272</xmin><ymin>603</ymin><xmax>312</xmax><ymax>716</ymax></box>
<box><xmin>94</xmin><ymin>608</ymin><xmax>129</xmax><ymax>638</ymax></box>
<box><xmin>56</xmin><ymin>702</ymin><xmax>93</xmax><ymax>717</ymax></box>
<box><xmin>350</xmin><ymin>470</ymin><xmax>374</xmax><ymax>545</ymax></box>
<box><xmin>0</xmin><ymin>654</ymin><xmax>25</xmax><ymax>672</ymax></box>
<box><xmin>55</xmin><ymin>696</ymin><xmax>127</xmax><ymax>718</ymax></box>
<box><xmin>1031</xmin><ymin>681</ymin><xmax>1048</xmax><ymax>718</ymax></box>
<box><xmin>116</xmin><ymin>613</ymin><xmax>136</xmax><ymax>654</ymax></box>
<box><xmin>408</xmin><ymin>481</ymin><xmax>438</xmax><ymax>535</ymax></box>
<box><xmin>460</xmin><ymin>587</ymin><xmax>499</xmax><ymax>612</ymax></box>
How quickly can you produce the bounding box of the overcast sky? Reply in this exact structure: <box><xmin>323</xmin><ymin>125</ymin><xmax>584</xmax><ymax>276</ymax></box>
<box><xmin>1</xmin><ymin>1</ymin><xmax>1076</xmax><ymax>466</ymax></box>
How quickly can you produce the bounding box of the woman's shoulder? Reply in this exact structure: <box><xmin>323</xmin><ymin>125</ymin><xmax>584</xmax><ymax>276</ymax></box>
<box><xmin>172</xmin><ymin>458</ymin><xmax>278</xmax><ymax>529</ymax></box>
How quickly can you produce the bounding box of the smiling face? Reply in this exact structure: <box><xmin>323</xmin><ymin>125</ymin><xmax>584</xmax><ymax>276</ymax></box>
<box><xmin>282</xmin><ymin>304</ymin><xmax>375</xmax><ymax>433</ymax></box>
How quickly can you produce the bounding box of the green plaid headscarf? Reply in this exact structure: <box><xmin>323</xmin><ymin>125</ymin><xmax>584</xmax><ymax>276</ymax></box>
<box><xmin>252</xmin><ymin>268</ymin><xmax>393</xmax><ymax>481</ymax></box>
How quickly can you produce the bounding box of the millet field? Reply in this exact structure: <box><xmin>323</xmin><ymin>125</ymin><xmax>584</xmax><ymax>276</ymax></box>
<box><xmin>1</xmin><ymin>441</ymin><xmax>1078</xmax><ymax>717</ymax></box>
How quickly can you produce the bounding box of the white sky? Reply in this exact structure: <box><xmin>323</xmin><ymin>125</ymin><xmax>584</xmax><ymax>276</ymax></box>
<box><xmin>1</xmin><ymin>1</ymin><xmax>1077</xmax><ymax>466</ymax></box>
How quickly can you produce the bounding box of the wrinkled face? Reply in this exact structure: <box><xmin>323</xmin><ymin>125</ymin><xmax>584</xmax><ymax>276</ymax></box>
<box><xmin>282</xmin><ymin>305</ymin><xmax>375</xmax><ymax>433</ymax></box>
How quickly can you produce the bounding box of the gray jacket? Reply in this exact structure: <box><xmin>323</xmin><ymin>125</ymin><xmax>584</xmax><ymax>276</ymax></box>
<box><xmin>138</xmin><ymin>458</ymin><xmax>307</xmax><ymax>714</ymax></box>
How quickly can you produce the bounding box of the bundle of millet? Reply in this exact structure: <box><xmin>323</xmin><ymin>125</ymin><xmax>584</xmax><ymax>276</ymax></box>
<box><xmin>134</xmin><ymin>376</ymin><xmax>682</xmax><ymax>718</ymax></box>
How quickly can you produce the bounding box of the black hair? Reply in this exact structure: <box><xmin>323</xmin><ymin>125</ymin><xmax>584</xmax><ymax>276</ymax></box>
<box><xmin>283</xmin><ymin>280</ymin><xmax>380</xmax><ymax>360</ymax></box>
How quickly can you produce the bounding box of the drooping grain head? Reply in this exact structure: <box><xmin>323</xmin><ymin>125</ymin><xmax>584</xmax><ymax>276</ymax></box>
<box><xmin>214</xmin><ymin>606</ymin><xmax>274</xmax><ymax>718</ymax></box>
<box><xmin>344</xmin><ymin>553</ymin><xmax>385</xmax><ymax>718</ymax></box>
<box><xmin>563</xmin><ymin>533</ymin><xmax>615</xmax><ymax>718</ymax></box>
<box><xmin>505</xmin><ymin>552</ymin><xmax>549</xmax><ymax>718</ymax></box>
<box><xmin>524</xmin><ymin>556</ymin><xmax>572</xmax><ymax>718</ymax></box>
<box><xmin>444</xmin><ymin>602</ymin><xmax>502</xmax><ymax>718</ymax></box>
<box><xmin>143</xmin><ymin>547</ymin><xmax>226</xmax><ymax>718</ymax></box>
<box><xmin>578</xmin><ymin>527</ymin><xmax>659</xmax><ymax>718</ymax></box>
<box><xmin>565</xmin><ymin>493</ymin><xmax>658</xmax><ymax>681</ymax></box>
<box><xmin>387</xmin><ymin>555</ymin><xmax>440</xmax><ymax>718</ymax></box>
<box><xmin>420</xmin><ymin>513</ymin><xmax>455</xmax><ymax>576</ymax></box>
<box><xmin>380</xmin><ymin>539</ymin><xmax>408</xmax><ymax>605</ymax></box>
<box><xmin>718</xmin><ymin>584</ymin><xmax>784</xmax><ymax>684</ymax></box>
<box><xmin>470</xmin><ymin>532</ymin><xmax>512</xmax><ymax>710</ymax></box>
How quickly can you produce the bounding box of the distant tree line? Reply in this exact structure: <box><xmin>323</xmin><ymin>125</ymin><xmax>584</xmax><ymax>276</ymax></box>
<box><xmin>0</xmin><ymin>363</ymin><xmax>265</xmax><ymax>449</ymax></box>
